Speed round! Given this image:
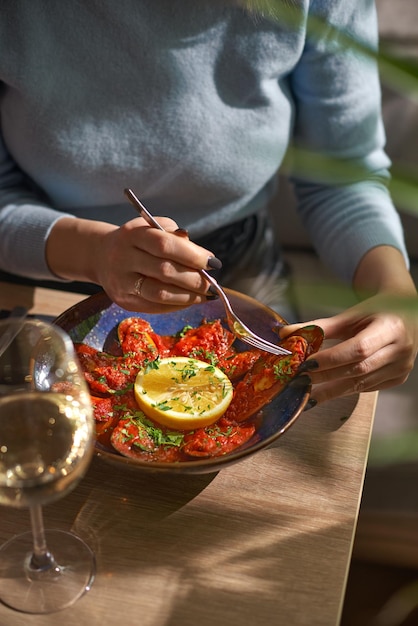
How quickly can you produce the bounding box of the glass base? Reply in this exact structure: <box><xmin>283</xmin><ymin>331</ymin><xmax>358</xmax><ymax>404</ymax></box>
<box><xmin>0</xmin><ymin>529</ymin><xmax>95</xmax><ymax>614</ymax></box>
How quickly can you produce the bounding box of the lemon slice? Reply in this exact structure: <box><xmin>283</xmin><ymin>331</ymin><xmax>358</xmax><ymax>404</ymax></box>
<box><xmin>134</xmin><ymin>357</ymin><xmax>233</xmax><ymax>430</ymax></box>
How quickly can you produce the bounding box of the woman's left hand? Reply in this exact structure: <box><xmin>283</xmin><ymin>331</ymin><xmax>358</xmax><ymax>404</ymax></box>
<box><xmin>282</xmin><ymin>246</ymin><xmax>418</xmax><ymax>406</ymax></box>
<box><xmin>284</xmin><ymin>291</ymin><xmax>418</xmax><ymax>405</ymax></box>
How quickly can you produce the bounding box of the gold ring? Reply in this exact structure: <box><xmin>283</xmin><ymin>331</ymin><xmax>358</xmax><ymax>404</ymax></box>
<box><xmin>133</xmin><ymin>274</ymin><xmax>146</xmax><ymax>297</ymax></box>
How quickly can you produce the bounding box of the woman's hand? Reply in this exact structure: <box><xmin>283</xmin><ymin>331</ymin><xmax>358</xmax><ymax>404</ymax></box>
<box><xmin>46</xmin><ymin>216</ymin><xmax>220</xmax><ymax>313</ymax></box>
<box><xmin>282</xmin><ymin>246</ymin><xmax>418</xmax><ymax>406</ymax></box>
<box><xmin>287</xmin><ymin>293</ymin><xmax>418</xmax><ymax>405</ymax></box>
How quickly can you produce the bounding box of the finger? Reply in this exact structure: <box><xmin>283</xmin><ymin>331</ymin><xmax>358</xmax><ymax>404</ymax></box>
<box><xmin>130</xmin><ymin>273</ymin><xmax>211</xmax><ymax>305</ymax></box>
<box><xmin>116</xmin><ymin>295</ymin><xmax>207</xmax><ymax>315</ymax></box>
<box><xmin>309</xmin><ymin>339</ymin><xmax>401</xmax><ymax>386</ymax></box>
<box><xmin>309</xmin><ymin>346</ymin><xmax>413</xmax><ymax>403</ymax></box>
<box><xmin>126</xmin><ymin>220</ymin><xmax>217</xmax><ymax>271</ymax></box>
<box><xmin>127</xmin><ymin>249</ymin><xmax>211</xmax><ymax>294</ymax></box>
<box><xmin>114</xmin><ymin>275</ymin><xmax>210</xmax><ymax>314</ymax></box>
<box><xmin>102</xmin><ymin>260</ymin><xmax>212</xmax><ymax>310</ymax></box>
<box><xmin>310</xmin><ymin>367</ymin><xmax>410</xmax><ymax>405</ymax></box>
<box><xmin>312</xmin><ymin>333</ymin><xmax>415</xmax><ymax>386</ymax></box>
<box><xmin>281</xmin><ymin>309</ymin><xmax>373</xmax><ymax>343</ymax></box>
<box><xmin>172</xmin><ymin>227</ymin><xmax>224</xmax><ymax>271</ymax></box>
<box><xmin>156</xmin><ymin>223</ymin><xmax>223</xmax><ymax>271</ymax></box>
<box><xmin>309</xmin><ymin>316</ymin><xmax>396</xmax><ymax>376</ymax></box>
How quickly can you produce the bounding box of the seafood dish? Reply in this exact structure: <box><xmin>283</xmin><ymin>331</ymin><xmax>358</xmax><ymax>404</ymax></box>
<box><xmin>55</xmin><ymin>291</ymin><xmax>323</xmax><ymax>473</ymax></box>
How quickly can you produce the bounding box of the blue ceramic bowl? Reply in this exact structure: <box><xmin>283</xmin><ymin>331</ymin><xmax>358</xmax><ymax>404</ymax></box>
<box><xmin>55</xmin><ymin>289</ymin><xmax>311</xmax><ymax>474</ymax></box>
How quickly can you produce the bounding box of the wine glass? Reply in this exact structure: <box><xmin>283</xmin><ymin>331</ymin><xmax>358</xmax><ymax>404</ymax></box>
<box><xmin>0</xmin><ymin>318</ymin><xmax>96</xmax><ymax>614</ymax></box>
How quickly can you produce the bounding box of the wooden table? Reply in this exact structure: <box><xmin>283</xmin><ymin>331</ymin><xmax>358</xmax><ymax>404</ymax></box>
<box><xmin>0</xmin><ymin>282</ymin><xmax>378</xmax><ymax>626</ymax></box>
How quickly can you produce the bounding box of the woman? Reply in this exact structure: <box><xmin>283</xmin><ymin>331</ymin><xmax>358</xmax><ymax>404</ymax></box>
<box><xmin>0</xmin><ymin>0</ymin><xmax>416</xmax><ymax>406</ymax></box>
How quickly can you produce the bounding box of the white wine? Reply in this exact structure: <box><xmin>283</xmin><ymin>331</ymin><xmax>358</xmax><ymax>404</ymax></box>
<box><xmin>0</xmin><ymin>391</ymin><xmax>93</xmax><ymax>508</ymax></box>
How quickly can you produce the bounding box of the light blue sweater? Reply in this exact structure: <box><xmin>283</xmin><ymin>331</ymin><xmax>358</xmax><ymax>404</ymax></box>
<box><xmin>0</xmin><ymin>0</ymin><xmax>407</xmax><ymax>283</ymax></box>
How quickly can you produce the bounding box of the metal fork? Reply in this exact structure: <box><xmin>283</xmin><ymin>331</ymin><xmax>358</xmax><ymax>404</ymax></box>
<box><xmin>124</xmin><ymin>188</ymin><xmax>291</xmax><ymax>357</ymax></box>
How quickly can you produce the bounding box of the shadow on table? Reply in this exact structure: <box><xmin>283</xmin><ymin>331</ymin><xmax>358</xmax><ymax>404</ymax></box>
<box><xmin>67</xmin><ymin>458</ymin><xmax>351</xmax><ymax>626</ymax></box>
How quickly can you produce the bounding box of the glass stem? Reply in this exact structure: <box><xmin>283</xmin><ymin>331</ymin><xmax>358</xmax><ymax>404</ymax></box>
<box><xmin>28</xmin><ymin>504</ymin><xmax>58</xmax><ymax>572</ymax></box>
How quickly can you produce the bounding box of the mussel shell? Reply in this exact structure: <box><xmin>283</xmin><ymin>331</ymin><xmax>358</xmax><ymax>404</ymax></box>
<box><xmin>280</xmin><ymin>324</ymin><xmax>324</xmax><ymax>355</ymax></box>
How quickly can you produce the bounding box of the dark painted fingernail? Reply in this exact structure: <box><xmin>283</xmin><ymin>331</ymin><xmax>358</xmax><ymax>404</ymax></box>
<box><xmin>206</xmin><ymin>285</ymin><xmax>219</xmax><ymax>300</ymax></box>
<box><xmin>207</xmin><ymin>256</ymin><xmax>223</xmax><ymax>270</ymax></box>
<box><xmin>298</xmin><ymin>359</ymin><xmax>319</xmax><ymax>373</ymax></box>
<box><xmin>174</xmin><ymin>228</ymin><xmax>189</xmax><ymax>238</ymax></box>
<box><xmin>303</xmin><ymin>398</ymin><xmax>317</xmax><ymax>412</ymax></box>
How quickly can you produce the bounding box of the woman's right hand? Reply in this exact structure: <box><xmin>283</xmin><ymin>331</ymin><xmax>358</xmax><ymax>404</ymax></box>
<box><xmin>46</xmin><ymin>215</ymin><xmax>220</xmax><ymax>313</ymax></box>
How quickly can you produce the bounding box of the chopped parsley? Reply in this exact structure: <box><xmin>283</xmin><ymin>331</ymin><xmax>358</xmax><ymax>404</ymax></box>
<box><xmin>273</xmin><ymin>357</ymin><xmax>294</xmax><ymax>383</ymax></box>
<box><xmin>143</xmin><ymin>357</ymin><xmax>160</xmax><ymax>374</ymax></box>
<box><xmin>176</xmin><ymin>324</ymin><xmax>194</xmax><ymax>338</ymax></box>
<box><xmin>128</xmin><ymin>413</ymin><xmax>184</xmax><ymax>447</ymax></box>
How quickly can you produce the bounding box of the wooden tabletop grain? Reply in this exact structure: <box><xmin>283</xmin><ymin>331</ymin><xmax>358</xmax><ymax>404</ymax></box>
<box><xmin>0</xmin><ymin>281</ymin><xmax>377</xmax><ymax>626</ymax></box>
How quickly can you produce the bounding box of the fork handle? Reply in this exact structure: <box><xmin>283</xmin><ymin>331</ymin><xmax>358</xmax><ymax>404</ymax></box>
<box><xmin>125</xmin><ymin>188</ymin><xmax>165</xmax><ymax>231</ymax></box>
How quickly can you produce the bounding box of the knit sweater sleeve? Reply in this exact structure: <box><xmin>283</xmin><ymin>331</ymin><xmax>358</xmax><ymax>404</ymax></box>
<box><xmin>0</xmin><ymin>130</ymin><xmax>74</xmax><ymax>280</ymax></box>
<box><xmin>289</xmin><ymin>0</ymin><xmax>408</xmax><ymax>282</ymax></box>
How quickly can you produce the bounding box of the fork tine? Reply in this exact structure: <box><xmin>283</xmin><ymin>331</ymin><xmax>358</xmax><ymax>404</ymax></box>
<box><xmin>225</xmin><ymin>310</ymin><xmax>291</xmax><ymax>355</ymax></box>
<box><xmin>241</xmin><ymin>336</ymin><xmax>290</xmax><ymax>356</ymax></box>
<box><xmin>238</xmin><ymin>333</ymin><xmax>280</xmax><ymax>352</ymax></box>
<box><xmin>231</xmin><ymin>319</ymin><xmax>291</xmax><ymax>355</ymax></box>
